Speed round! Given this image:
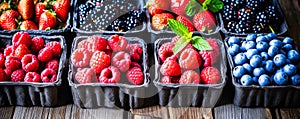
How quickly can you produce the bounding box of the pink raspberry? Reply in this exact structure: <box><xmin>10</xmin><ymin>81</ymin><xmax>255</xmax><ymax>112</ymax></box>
<box><xmin>127</xmin><ymin>67</ymin><xmax>144</xmax><ymax>85</ymax></box>
<box><xmin>98</xmin><ymin>66</ymin><xmax>120</xmax><ymax>84</ymax></box>
<box><xmin>112</xmin><ymin>51</ymin><xmax>131</xmax><ymax>72</ymax></box>
<box><xmin>179</xmin><ymin>48</ymin><xmax>202</xmax><ymax>69</ymax></box>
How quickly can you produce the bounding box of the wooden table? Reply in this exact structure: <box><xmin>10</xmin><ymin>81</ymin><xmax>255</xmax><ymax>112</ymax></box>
<box><xmin>1</xmin><ymin>0</ymin><xmax>300</xmax><ymax>118</ymax></box>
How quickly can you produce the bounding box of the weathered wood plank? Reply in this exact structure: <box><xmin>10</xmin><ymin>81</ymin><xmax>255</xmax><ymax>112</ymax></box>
<box><xmin>130</xmin><ymin>106</ymin><xmax>169</xmax><ymax>119</ymax></box>
<box><xmin>168</xmin><ymin>107</ymin><xmax>213</xmax><ymax>119</ymax></box>
<box><xmin>12</xmin><ymin>106</ymin><xmax>47</xmax><ymax>119</ymax></box>
<box><xmin>0</xmin><ymin>106</ymin><xmax>15</xmax><ymax>119</ymax></box>
<box><xmin>70</xmin><ymin>105</ymin><xmax>124</xmax><ymax>119</ymax></box>
<box><xmin>46</xmin><ymin>105</ymin><xmax>72</xmax><ymax>119</ymax></box>
<box><xmin>277</xmin><ymin>108</ymin><xmax>300</xmax><ymax>119</ymax></box>
<box><xmin>214</xmin><ymin>104</ymin><xmax>272</xmax><ymax>119</ymax></box>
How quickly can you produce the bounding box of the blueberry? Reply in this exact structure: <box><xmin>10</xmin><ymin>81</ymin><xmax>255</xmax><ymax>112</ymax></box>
<box><xmin>253</xmin><ymin>67</ymin><xmax>265</xmax><ymax>77</ymax></box>
<box><xmin>252</xmin><ymin>77</ymin><xmax>258</xmax><ymax>84</ymax></box>
<box><xmin>260</xmin><ymin>52</ymin><xmax>269</xmax><ymax>61</ymax></box>
<box><xmin>256</xmin><ymin>36</ymin><xmax>267</xmax><ymax>42</ymax></box>
<box><xmin>291</xmin><ymin>74</ymin><xmax>300</xmax><ymax>86</ymax></box>
<box><xmin>283</xmin><ymin>64</ymin><xmax>297</xmax><ymax>76</ymax></box>
<box><xmin>234</xmin><ymin>53</ymin><xmax>247</xmax><ymax>65</ymax></box>
<box><xmin>240</xmin><ymin>41</ymin><xmax>247</xmax><ymax>52</ymax></box>
<box><xmin>257</xmin><ymin>34</ymin><xmax>264</xmax><ymax>37</ymax></box>
<box><xmin>228</xmin><ymin>44</ymin><xmax>240</xmax><ymax>56</ymax></box>
<box><xmin>282</xmin><ymin>44</ymin><xmax>293</xmax><ymax>52</ymax></box>
<box><xmin>279</xmin><ymin>49</ymin><xmax>287</xmax><ymax>55</ymax></box>
<box><xmin>287</xmin><ymin>50</ymin><xmax>300</xmax><ymax>63</ymax></box>
<box><xmin>266</xmin><ymin>33</ymin><xmax>277</xmax><ymax>40</ymax></box>
<box><xmin>269</xmin><ymin>39</ymin><xmax>283</xmax><ymax>47</ymax></box>
<box><xmin>250</xmin><ymin>55</ymin><xmax>262</xmax><ymax>67</ymax></box>
<box><xmin>268</xmin><ymin>46</ymin><xmax>279</xmax><ymax>57</ymax></box>
<box><xmin>265</xmin><ymin>60</ymin><xmax>275</xmax><ymax>73</ymax></box>
<box><xmin>233</xmin><ymin>66</ymin><xmax>246</xmax><ymax>78</ymax></box>
<box><xmin>274</xmin><ymin>71</ymin><xmax>288</xmax><ymax>85</ymax></box>
<box><xmin>283</xmin><ymin>37</ymin><xmax>293</xmax><ymax>44</ymax></box>
<box><xmin>245</xmin><ymin>49</ymin><xmax>259</xmax><ymax>59</ymax></box>
<box><xmin>273</xmin><ymin>54</ymin><xmax>287</xmax><ymax>67</ymax></box>
<box><xmin>256</xmin><ymin>41</ymin><xmax>269</xmax><ymax>52</ymax></box>
<box><xmin>240</xmin><ymin>75</ymin><xmax>253</xmax><ymax>86</ymax></box>
<box><xmin>245</xmin><ymin>41</ymin><xmax>256</xmax><ymax>50</ymax></box>
<box><xmin>258</xmin><ymin>74</ymin><xmax>272</xmax><ymax>86</ymax></box>
<box><xmin>246</xmin><ymin>34</ymin><xmax>257</xmax><ymax>41</ymax></box>
<box><xmin>243</xmin><ymin>63</ymin><xmax>253</xmax><ymax>73</ymax></box>
<box><xmin>228</xmin><ymin>37</ymin><xmax>240</xmax><ymax>46</ymax></box>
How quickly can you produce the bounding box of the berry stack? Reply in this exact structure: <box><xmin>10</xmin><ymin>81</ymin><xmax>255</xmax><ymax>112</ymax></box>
<box><xmin>69</xmin><ymin>35</ymin><xmax>148</xmax><ymax>109</ymax></box>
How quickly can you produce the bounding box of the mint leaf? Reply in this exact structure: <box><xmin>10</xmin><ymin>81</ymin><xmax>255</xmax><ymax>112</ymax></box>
<box><xmin>191</xmin><ymin>36</ymin><xmax>212</xmax><ymax>50</ymax></box>
<box><xmin>209</xmin><ymin>0</ymin><xmax>224</xmax><ymax>13</ymax></box>
<box><xmin>185</xmin><ymin>0</ymin><xmax>201</xmax><ymax>17</ymax></box>
<box><xmin>173</xmin><ymin>37</ymin><xmax>190</xmax><ymax>55</ymax></box>
<box><xmin>168</xmin><ymin>19</ymin><xmax>190</xmax><ymax>37</ymax></box>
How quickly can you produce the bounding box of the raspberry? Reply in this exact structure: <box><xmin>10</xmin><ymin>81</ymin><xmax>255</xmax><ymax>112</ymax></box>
<box><xmin>31</xmin><ymin>36</ymin><xmax>45</xmax><ymax>53</ymax></box>
<box><xmin>0</xmin><ymin>53</ymin><xmax>4</xmax><ymax>68</ymax></box>
<box><xmin>45</xmin><ymin>41</ymin><xmax>61</xmax><ymax>57</ymax></box>
<box><xmin>108</xmin><ymin>35</ymin><xmax>127</xmax><ymax>52</ymax></box>
<box><xmin>127</xmin><ymin>67</ymin><xmax>144</xmax><ymax>85</ymax></box>
<box><xmin>161</xmin><ymin>76</ymin><xmax>180</xmax><ymax>84</ymax></box>
<box><xmin>112</xmin><ymin>51</ymin><xmax>131</xmax><ymax>72</ymax></box>
<box><xmin>77</xmin><ymin>39</ymin><xmax>92</xmax><ymax>49</ymax></box>
<box><xmin>179</xmin><ymin>48</ymin><xmax>202</xmax><ymax>69</ymax></box>
<box><xmin>71</xmin><ymin>49</ymin><xmax>93</xmax><ymax>67</ymax></box>
<box><xmin>46</xmin><ymin>59</ymin><xmax>59</xmax><ymax>71</ymax></box>
<box><xmin>38</xmin><ymin>47</ymin><xmax>53</xmax><ymax>62</ymax></box>
<box><xmin>4</xmin><ymin>45</ymin><xmax>15</xmax><ymax>57</ymax></box>
<box><xmin>12</xmin><ymin>32</ymin><xmax>31</xmax><ymax>47</ymax></box>
<box><xmin>130</xmin><ymin>62</ymin><xmax>142</xmax><ymax>69</ymax></box>
<box><xmin>200</xmin><ymin>67</ymin><xmax>221</xmax><ymax>84</ymax></box>
<box><xmin>158</xmin><ymin>42</ymin><xmax>174</xmax><ymax>63</ymax></box>
<box><xmin>98</xmin><ymin>66</ymin><xmax>120</xmax><ymax>84</ymax></box>
<box><xmin>0</xmin><ymin>68</ymin><xmax>7</xmax><ymax>81</ymax></box>
<box><xmin>41</xmin><ymin>68</ymin><xmax>57</xmax><ymax>82</ymax></box>
<box><xmin>24</xmin><ymin>72</ymin><xmax>41</xmax><ymax>82</ymax></box>
<box><xmin>5</xmin><ymin>56</ymin><xmax>21</xmax><ymax>71</ymax></box>
<box><xmin>14</xmin><ymin>44</ymin><xmax>30</xmax><ymax>60</ymax></box>
<box><xmin>199</xmin><ymin>38</ymin><xmax>220</xmax><ymax>67</ymax></box>
<box><xmin>90</xmin><ymin>51</ymin><xmax>111</xmax><ymax>74</ymax></box>
<box><xmin>11</xmin><ymin>69</ymin><xmax>25</xmax><ymax>82</ymax></box>
<box><xmin>75</xmin><ymin>68</ymin><xmax>97</xmax><ymax>84</ymax></box>
<box><xmin>171</xmin><ymin>36</ymin><xmax>194</xmax><ymax>51</ymax></box>
<box><xmin>89</xmin><ymin>36</ymin><xmax>107</xmax><ymax>51</ymax></box>
<box><xmin>179</xmin><ymin>70</ymin><xmax>200</xmax><ymax>84</ymax></box>
<box><xmin>4</xmin><ymin>68</ymin><xmax>12</xmax><ymax>79</ymax></box>
<box><xmin>21</xmin><ymin>54</ymin><xmax>39</xmax><ymax>72</ymax></box>
<box><xmin>160</xmin><ymin>56</ymin><xmax>181</xmax><ymax>76</ymax></box>
<box><xmin>126</xmin><ymin>44</ymin><xmax>143</xmax><ymax>62</ymax></box>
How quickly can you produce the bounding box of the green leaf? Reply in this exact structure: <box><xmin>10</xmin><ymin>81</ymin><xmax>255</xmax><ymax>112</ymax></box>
<box><xmin>185</xmin><ymin>0</ymin><xmax>201</xmax><ymax>17</ymax></box>
<box><xmin>191</xmin><ymin>36</ymin><xmax>213</xmax><ymax>50</ymax></box>
<box><xmin>168</xmin><ymin>19</ymin><xmax>190</xmax><ymax>37</ymax></box>
<box><xmin>269</xmin><ymin>26</ymin><xmax>275</xmax><ymax>34</ymax></box>
<box><xmin>203</xmin><ymin>0</ymin><xmax>224</xmax><ymax>13</ymax></box>
<box><xmin>173</xmin><ymin>36</ymin><xmax>190</xmax><ymax>55</ymax></box>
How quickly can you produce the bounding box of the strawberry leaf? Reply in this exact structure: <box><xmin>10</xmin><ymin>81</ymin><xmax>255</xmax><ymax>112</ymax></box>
<box><xmin>191</xmin><ymin>36</ymin><xmax>212</xmax><ymax>51</ymax></box>
<box><xmin>173</xmin><ymin>36</ymin><xmax>190</xmax><ymax>55</ymax></box>
<box><xmin>185</xmin><ymin>0</ymin><xmax>201</xmax><ymax>17</ymax></box>
<box><xmin>269</xmin><ymin>26</ymin><xmax>275</xmax><ymax>34</ymax></box>
<box><xmin>203</xmin><ymin>0</ymin><xmax>224</xmax><ymax>13</ymax></box>
<box><xmin>168</xmin><ymin>19</ymin><xmax>190</xmax><ymax>37</ymax></box>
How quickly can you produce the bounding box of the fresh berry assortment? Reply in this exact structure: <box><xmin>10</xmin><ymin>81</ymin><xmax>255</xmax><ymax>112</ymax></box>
<box><xmin>0</xmin><ymin>0</ymin><xmax>70</xmax><ymax>30</ymax></box>
<box><xmin>71</xmin><ymin>35</ymin><xmax>145</xmax><ymax>85</ymax></box>
<box><xmin>0</xmin><ymin>32</ymin><xmax>63</xmax><ymax>83</ymax></box>
<box><xmin>77</xmin><ymin>0</ymin><xmax>147</xmax><ymax>32</ymax></box>
<box><xmin>221</xmin><ymin>0</ymin><xmax>283</xmax><ymax>34</ymax></box>
<box><xmin>228</xmin><ymin>33</ymin><xmax>300</xmax><ymax>86</ymax></box>
<box><xmin>147</xmin><ymin>0</ymin><xmax>224</xmax><ymax>33</ymax></box>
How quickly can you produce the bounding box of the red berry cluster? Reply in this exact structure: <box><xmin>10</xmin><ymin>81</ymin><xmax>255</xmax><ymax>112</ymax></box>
<box><xmin>71</xmin><ymin>35</ymin><xmax>144</xmax><ymax>85</ymax></box>
<box><xmin>0</xmin><ymin>32</ymin><xmax>61</xmax><ymax>83</ymax></box>
<box><xmin>158</xmin><ymin>37</ymin><xmax>221</xmax><ymax>84</ymax></box>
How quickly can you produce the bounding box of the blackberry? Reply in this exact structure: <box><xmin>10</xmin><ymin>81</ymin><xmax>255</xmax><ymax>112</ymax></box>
<box><xmin>222</xmin><ymin>5</ymin><xmax>237</xmax><ymax>21</ymax></box>
<box><xmin>226</xmin><ymin>21</ymin><xmax>236</xmax><ymax>32</ymax></box>
<box><xmin>265</xmin><ymin>6</ymin><xmax>280</xmax><ymax>23</ymax></box>
<box><xmin>255</xmin><ymin>11</ymin><xmax>268</xmax><ymax>27</ymax></box>
<box><xmin>235</xmin><ymin>21</ymin><xmax>251</xmax><ymax>33</ymax></box>
<box><xmin>230</xmin><ymin>0</ymin><xmax>245</xmax><ymax>9</ymax></box>
<box><xmin>252</xmin><ymin>24</ymin><xmax>264</xmax><ymax>33</ymax></box>
<box><xmin>238</xmin><ymin>8</ymin><xmax>254</xmax><ymax>24</ymax></box>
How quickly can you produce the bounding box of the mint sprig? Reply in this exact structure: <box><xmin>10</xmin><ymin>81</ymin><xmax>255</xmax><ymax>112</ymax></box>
<box><xmin>185</xmin><ymin>0</ymin><xmax>224</xmax><ymax>16</ymax></box>
<box><xmin>168</xmin><ymin>19</ymin><xmax>212</xmax><ymax>55</ymax></box>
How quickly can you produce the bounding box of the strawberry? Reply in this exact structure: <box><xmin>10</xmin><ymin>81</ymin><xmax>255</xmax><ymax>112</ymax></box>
<box><xmin>20</xmin><ymin>20</ymin><xmax>38</xmax><ymax>30</ymax></box>
<box><xmin>148</xmin><ymin>0</ymin><xmax>170</xmax><ymax>11</ymax></box>
<box><xmin>193</xmin><ymin>10</ymin><xmax>216</xmax><ymax>32</ymax></box>
<box><xmin>39</xmin><ymin>11</ymin><xmax>57</xmax><ymax>30</ymax></box>
<box><xmin>52</xmin><ymin>0</ymin><xmax>70</xmax><ymax>22</ymax></box>
<box><xmin>0</xmin><ymin>10</ymin><xmax>20</xmax><ymax>30</ymax></box>
<box><xmin>18</xmin><ymin>0</ymin><xmax>34</xmax><ymax>20</ymax></box>
<box><xmin>35</xmin><ymin>2</ymin><xmax>47</xmax><ymax>23</ymax></box>
<box><xmin>148</xmin><ymin>5</ymin><xmax>164</xmax><ymax>16</ymax></box>
<box><xmin>170</xmin><ymin>0</ymin><xmax>190</xmax><ymax>16</ymax></box>
<box><xmin>152</xmin><ymin>13</ymin><xmax>174</xmax><ymax>30</ymax></box>
<box><xmin>176</xmin><ymin>15</ymin><xmax>195</xmax><ymax>32</ymax></box>
<box><xmin>0</xmin><ymin>1</ymin><xmax>10</xmax><ymax>11</ymax></box>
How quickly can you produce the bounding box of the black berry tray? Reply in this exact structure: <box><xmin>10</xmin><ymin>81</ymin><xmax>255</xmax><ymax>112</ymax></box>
<box><xmin>68</xmin><ymin>35</ymin><xmax>150</xmax><ymax>110</ymax></box>
<box><xmin>219</xmin><ymin>0</ymin><xmax>288</xmax><ymax>36</ymax></box>
<box><xmin>225</xmin><ymin>36</ymin><xmax>300</xmax><ymax>107</ymax></box>
<box><xmin>153</xmin><ymin>35</ymin><xmax>227</xmax><ymax>107</ymax></box>
<box><xmin>72</xmin><ymin>0</ymin><xmax>147</xmax><ymax>34</ymax></box>
<box><xmin>0</xmin><ymin>0</ymin><xmax>73</xmax><ymax>35</ymax></box>
<box><xmin>0</xmin><ymin>34</ymin><xmax>69</xmax><ymax>107</ymax></box>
